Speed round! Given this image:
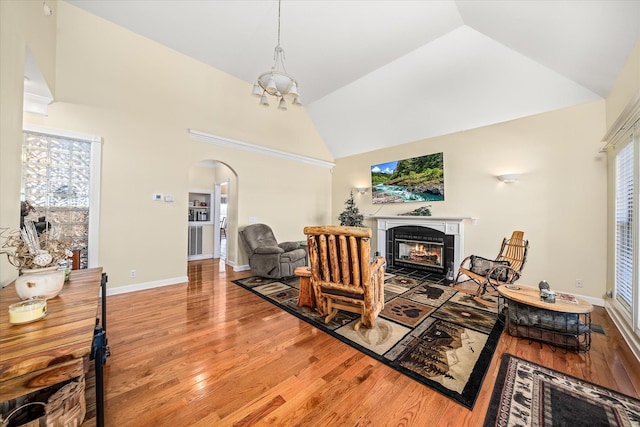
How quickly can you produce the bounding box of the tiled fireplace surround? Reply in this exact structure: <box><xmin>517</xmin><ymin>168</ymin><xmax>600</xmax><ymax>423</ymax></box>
<box><xmin>374</xmin><ymin>216</ymin><xmax>469</xmax><ymax>277</ymax></box>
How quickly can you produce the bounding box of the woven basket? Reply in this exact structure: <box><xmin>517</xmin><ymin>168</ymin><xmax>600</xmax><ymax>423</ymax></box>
<box><xmin>1</xmin><ymin>378</ymin><xmax>85</xmax><ymax>427</ymax></box>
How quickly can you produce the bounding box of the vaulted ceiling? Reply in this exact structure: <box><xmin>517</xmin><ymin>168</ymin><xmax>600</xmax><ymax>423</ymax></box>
<box><xmin>66</xmin><ymin>0</ymin><xmax>640</xmax><ymax>158</ymax></box>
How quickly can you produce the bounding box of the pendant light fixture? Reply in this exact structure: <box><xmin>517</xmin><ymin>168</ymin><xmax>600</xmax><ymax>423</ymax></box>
<box><xmin>251</xmin><ymin>0</ymin><xmax>301</xmax><ymax>110</ymax></box>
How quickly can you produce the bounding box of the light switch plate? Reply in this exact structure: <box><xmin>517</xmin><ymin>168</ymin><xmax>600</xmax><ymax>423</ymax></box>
<box><xmin>152</xmin><ymin>193</ymin><xmax>163</xmax><ymax>201</ymax></box>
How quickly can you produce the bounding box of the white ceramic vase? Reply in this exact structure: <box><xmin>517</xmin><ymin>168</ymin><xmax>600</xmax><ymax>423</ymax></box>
<box><xmin>15</xmin><ymin>266</ymin><xmax>65</xmax><ymax>300</ymax></box>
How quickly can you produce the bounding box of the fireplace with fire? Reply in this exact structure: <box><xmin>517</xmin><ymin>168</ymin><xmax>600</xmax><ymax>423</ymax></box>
<box><xmin>386</xmin><ymin>225</ymin><xmax>454</xmax><ymax>275</ymax></box>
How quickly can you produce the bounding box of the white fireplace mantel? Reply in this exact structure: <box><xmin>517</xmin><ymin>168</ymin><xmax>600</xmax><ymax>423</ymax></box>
<box><xmin>374</xmin><ymin>216</ymin><xmax>476</xmax><ymax>274</ymax></box>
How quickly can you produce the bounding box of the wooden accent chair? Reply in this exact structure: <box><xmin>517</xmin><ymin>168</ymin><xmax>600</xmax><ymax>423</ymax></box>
<box><xmin>452</xmin><ymin>231</ymin><xmax>529</xmax><ymax>305</ymax></box>
<box><xmin>301</xmin><ymin>225</ymin><xmax>386</xmax><ymax>330</ymax></box>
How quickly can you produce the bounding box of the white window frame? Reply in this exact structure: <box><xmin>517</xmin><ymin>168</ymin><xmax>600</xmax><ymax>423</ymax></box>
<box><xmin>605</xmin><ymin>92</ymin><xmax>640</xmax><ymax>361</ymax></box>
<box><xmin>23</xmin><ymin>124</ymin><xmax>102</xmax><ymax>268</ymax></box>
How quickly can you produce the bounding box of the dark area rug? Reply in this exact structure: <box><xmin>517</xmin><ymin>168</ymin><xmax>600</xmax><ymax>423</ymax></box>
<box><xmin>232</xmin><ymin>268</ymin><xmax>502</xmax><ymax>408</ymax></box>
<box><xmin>484</xmin><ymin>353</ymin><xmax>640</xmax><ymax>426</ymax></box>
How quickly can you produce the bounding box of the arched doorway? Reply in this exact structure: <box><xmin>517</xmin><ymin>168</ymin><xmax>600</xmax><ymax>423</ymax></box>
<box><xmin>188</xmin><ymin>160</ymin><xmax>237</xmax><ymax>264</ymax></box>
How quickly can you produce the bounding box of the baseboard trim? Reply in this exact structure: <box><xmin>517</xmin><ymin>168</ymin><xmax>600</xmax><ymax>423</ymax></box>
<box><xmin>233</xmin><ymin>264</ymin><xmax>251</xmax><ymax>272</ymax></box>
<box><xmin>575</xmin><ymin>294</ymin><xmax>604</xmax><ymax>307</ymax></box>
<box><xmin>604</xmin><ymin>301</ymin><xmax>640</xmax><ymax>363</ymax></box>
<box><xmin>106</xmin><ymin>276</ymin><xmax>188</xmax><ymax>296</ymax></box>
<box><xmin>188</xmin><ymin>254</ymin><xmax>213</xmax><ymax>261</ymax></box>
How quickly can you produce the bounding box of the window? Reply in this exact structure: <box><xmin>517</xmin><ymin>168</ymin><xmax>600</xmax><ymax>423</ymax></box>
<box><xmin>614</xmin><ymin>137</ymin><xmax>634</xmax><ymax>316</ymax></box>
<box><xmin>22</xmin><ymin>126</ymin><xmax>102</xmax><ymax>268</ymax></box>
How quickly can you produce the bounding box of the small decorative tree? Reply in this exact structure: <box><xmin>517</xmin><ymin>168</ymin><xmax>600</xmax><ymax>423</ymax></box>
<box><xmin>338</xmin><ymin>191</ymin><xmax>364</xmax><ymax>227</ymax></box>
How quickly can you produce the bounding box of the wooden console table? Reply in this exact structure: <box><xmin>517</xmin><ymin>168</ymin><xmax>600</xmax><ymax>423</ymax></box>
<box><xmin>0</xmin><ymin>267</ymin><xmax>106</xmax><ymax>424</ymax></box>
<box><xmin>498</xmin><ymin>284</ymin><xmax>593</xmax><ymax>352</ymax></box>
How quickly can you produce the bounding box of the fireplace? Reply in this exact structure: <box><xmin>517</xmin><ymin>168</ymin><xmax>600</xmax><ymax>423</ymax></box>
<box><xmin>375</xmin><ymin>216</ymin><xmax>469</xmax><ymax>277</ymax></box>
<box><xmin>387</xmin><ymin>225</ymin><xmax>454</xmax><ymax>274</ymax></box>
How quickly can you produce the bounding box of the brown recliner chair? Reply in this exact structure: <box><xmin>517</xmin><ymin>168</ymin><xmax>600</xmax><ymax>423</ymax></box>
<box><xmin>239</xmin><ymin>223</ymin><xmax>308</xmax><ymax>279</ymax></box>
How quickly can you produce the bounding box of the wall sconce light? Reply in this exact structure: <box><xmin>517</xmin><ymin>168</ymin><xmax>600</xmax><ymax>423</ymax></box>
<box><xmin>355</xmin><ymin>187</ymin><xmax>369</xmax><ymax>194</ymax></box>
<box><xmin>497</xmin><ymin>173</ymin><xmax>519</xmax><ymax>183</ymax></box>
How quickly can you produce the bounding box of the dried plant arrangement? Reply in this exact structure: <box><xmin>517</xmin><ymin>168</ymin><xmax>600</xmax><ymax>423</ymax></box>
<box><xmin>1</xmin><ymin>222</ymin><xmax>72</xmax><ymax>270</ymax></box>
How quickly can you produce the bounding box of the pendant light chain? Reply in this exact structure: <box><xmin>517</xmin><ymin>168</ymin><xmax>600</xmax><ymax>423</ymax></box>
<box><xmin>251</xmin><ymin>0</ymin><xmax>301</xmax><ymax>109</ymax></box>
<box><xmin>277</xmin><ymin>0</ymin><xmax>281</xmax><ymax>48</ymax></box>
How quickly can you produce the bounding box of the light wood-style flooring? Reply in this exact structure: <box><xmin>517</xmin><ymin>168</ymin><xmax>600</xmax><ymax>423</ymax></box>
<box><xmin>83</xmin><ymin>259</ymin><xmax>640</xmax><ymax>426</ymax></box>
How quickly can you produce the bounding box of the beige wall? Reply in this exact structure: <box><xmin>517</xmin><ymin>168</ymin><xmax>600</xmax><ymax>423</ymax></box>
<box><xmin>0</xmin><ymin>1</ymin><xmax>57</xmax><ymax>286</ymax></box>
<box><xmin>606</xmin><ymin>39</ymin><xmax>640</xmax><ymax>129</ymax></box>
<box><xmin>5</xmin><ymin>1</ymin><xmax>333</xmax><ymax>290</ymax></box>
<box><xmin>333</xmin><ymin>101</ymin><xmax>608</xmax><ymax>300</ymax></box>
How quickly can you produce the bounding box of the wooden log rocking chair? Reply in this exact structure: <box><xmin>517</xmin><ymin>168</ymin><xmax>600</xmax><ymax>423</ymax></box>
<box><xmin>301</xmin><ymin>225</ymin><xmax>386</xmax><ymax>331</ymax></box>
<box><xmin>452</xmin><ymin>230</ymin><xmax>529</xmax><ymax>306</ymax></box>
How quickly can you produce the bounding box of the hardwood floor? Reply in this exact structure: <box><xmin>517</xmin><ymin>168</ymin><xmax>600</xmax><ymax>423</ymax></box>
<box><xmin>83</xmin><ymin>259</ymin><xmax>640</xmax><ymax>426</ymax></box>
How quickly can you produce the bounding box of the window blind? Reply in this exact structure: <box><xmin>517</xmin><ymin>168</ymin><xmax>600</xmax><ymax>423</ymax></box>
<box><xmin>615</xmin><ymin>139</ymin><xmax>634</xmax><ymax>314</ymax></box>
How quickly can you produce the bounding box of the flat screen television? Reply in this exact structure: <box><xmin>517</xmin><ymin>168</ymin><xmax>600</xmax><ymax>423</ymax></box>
<box><xmin>370</xmin><ymin>152</ymin><xmax>444</xmax><ymax>204</ymax></box>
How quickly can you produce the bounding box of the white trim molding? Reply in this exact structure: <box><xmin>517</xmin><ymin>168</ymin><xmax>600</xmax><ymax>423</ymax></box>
<box><xmin>188</xmin><ymin>129</ymin><xmax>335</xmax><ymax>169</ymax></box>
<box><xmin>23</xmin><ymin>92</ymin><xmax>53</xmax><ymax>116</ymax></box>
<box><xmin>106</xmin><ymin>276</ymin><xmax>189</xmax><ymax>296</ymax></box>
<box><xmin>605</xmin><ymin>302</ymin><xmax>640</xmax><ymax>362</ymax></box>
<box><xmin>602</xmin><ymin>91</ymin><xmax>640</xmax><ymax>149</ymax></box>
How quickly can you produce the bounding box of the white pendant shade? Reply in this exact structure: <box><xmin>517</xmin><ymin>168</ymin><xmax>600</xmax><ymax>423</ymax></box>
<box><xmin>288</xmin><ymin>81</ymin><xmax>299</xmax><ymax>96</ymax></box>
<box><xmin>278</xmin><ymin>98</ymin><xmax>287</xmax><ymax>110</ymax></box>
<box><xmin>251</xmin><ymin>83</ymin><xmax>262</xmax><ymax>97</ymax></box>
<box><xmin>266</xmin><ymin>77</ymin><xmax>277</xmax><ymax>92</ymax></box>
<box><xmin>259</xmin><ymin>94</ymin><xmax>269</xmax><ymax>107</ymax></box>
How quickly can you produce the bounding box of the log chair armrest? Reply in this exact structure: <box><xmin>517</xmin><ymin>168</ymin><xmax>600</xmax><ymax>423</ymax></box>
<box><xmin>369</xmin><ymin>256</ymin><xmax>386</xmax><ymax>272</ymax></box>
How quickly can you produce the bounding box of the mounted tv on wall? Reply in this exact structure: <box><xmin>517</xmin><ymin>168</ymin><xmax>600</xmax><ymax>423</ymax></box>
<box><xmin>371</xmin><ymin>152</ymin><xmax>444</xmax><ymax>204</ymax></box>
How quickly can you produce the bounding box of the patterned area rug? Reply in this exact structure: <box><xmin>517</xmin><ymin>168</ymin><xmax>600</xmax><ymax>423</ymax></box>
<box><xmin>232</xmin><ymin>268</ymin><xmax>502</xmax><ymax>408</ymax></box>
<box><xmin>484</xmin><ymin>353</ymin><xmax>640</xmax><ymax>426</ymax></box>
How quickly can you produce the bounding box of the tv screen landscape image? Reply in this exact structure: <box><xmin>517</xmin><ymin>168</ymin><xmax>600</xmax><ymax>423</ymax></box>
<box><xmin>371</xmin><ymin>152</ymin><xmax>444</xmax><ymax>204</ymax></box>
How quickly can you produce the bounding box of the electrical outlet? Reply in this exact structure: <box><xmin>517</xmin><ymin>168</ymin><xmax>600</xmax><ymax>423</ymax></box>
<box><xmin>575</xmin><ymin>278</ymin><xmax>583</xmax><ymax>288</ymax></box>
<box><xmin>130</xmin><ymin>269</ymin><xmax>136</xmax><ymax>278</ymax></box>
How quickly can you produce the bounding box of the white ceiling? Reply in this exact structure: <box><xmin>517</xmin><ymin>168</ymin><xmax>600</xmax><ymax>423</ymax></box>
<box><xmin>64</xmin><ymin>0</ymin><xmax>640</xmax><ymax>158</ymax></box>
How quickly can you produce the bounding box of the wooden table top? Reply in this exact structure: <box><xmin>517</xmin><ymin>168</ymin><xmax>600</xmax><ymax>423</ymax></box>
<box><xmin>0</xmin><ymin>267</ymin><xmax>103</xmax><ymax>402</ymax></box>
<box><xmin>497</xmin><ymin>284</ymin><xmax>593</xmax><ymax>314</ymax></box>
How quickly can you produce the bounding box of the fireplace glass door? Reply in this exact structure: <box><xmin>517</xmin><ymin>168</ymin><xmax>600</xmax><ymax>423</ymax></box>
<box><xmin>395</xmin><ymin>238</ymin><xmax>444</xmax><ymax>269</ymax></box>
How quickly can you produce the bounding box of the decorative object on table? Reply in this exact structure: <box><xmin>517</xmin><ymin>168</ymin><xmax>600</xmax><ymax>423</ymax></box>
<box><xmin>8</xmin><ymin>298</ymin><xmax>47</xmax><ymax>324</ymax></box>
<box><xmin>14</xmin><ymin>266</ymin><xmax>65</xmax><ymax>300</ymax></box>
<box><xmin>540</xmin><ymin>289</ymin><xmax>556</xmax><ymax>303</ymax></box>
<box><xmin>1</xmin><ymin>221</ymin><xmax>72</xmax><ymax>270</ymax></box>
<box><xmin>337</xmin><ymin>191</ymin><xmax>364</xmax><ymax>227</ymax></box>
<box><xmin>399</xmin><ymin>205</ymin><xmax>432</xmax><ymax>216</ymax></box>
<box><xmin>484</xmin><ymin>353</ymin><xmax>640</xmax><ymax>427</ymax></box>
<box><xmin>538</xmin><ymin>279</ymin><xmax>555</xmax><ymax>302</ymax></box>
<box><xmin>250</xmin><ymin>0</ymin><xmax>301</xmax><ymax>110</ymax></box>
<box><xmin>233</xmin><ymin>266</ymin><xmax>503</xmax><ymax>409</ymax></box>
<box><xmin>1</xmin><ymin>214</ymin><xmax>73</xmax><ymax>300</ymax></box>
